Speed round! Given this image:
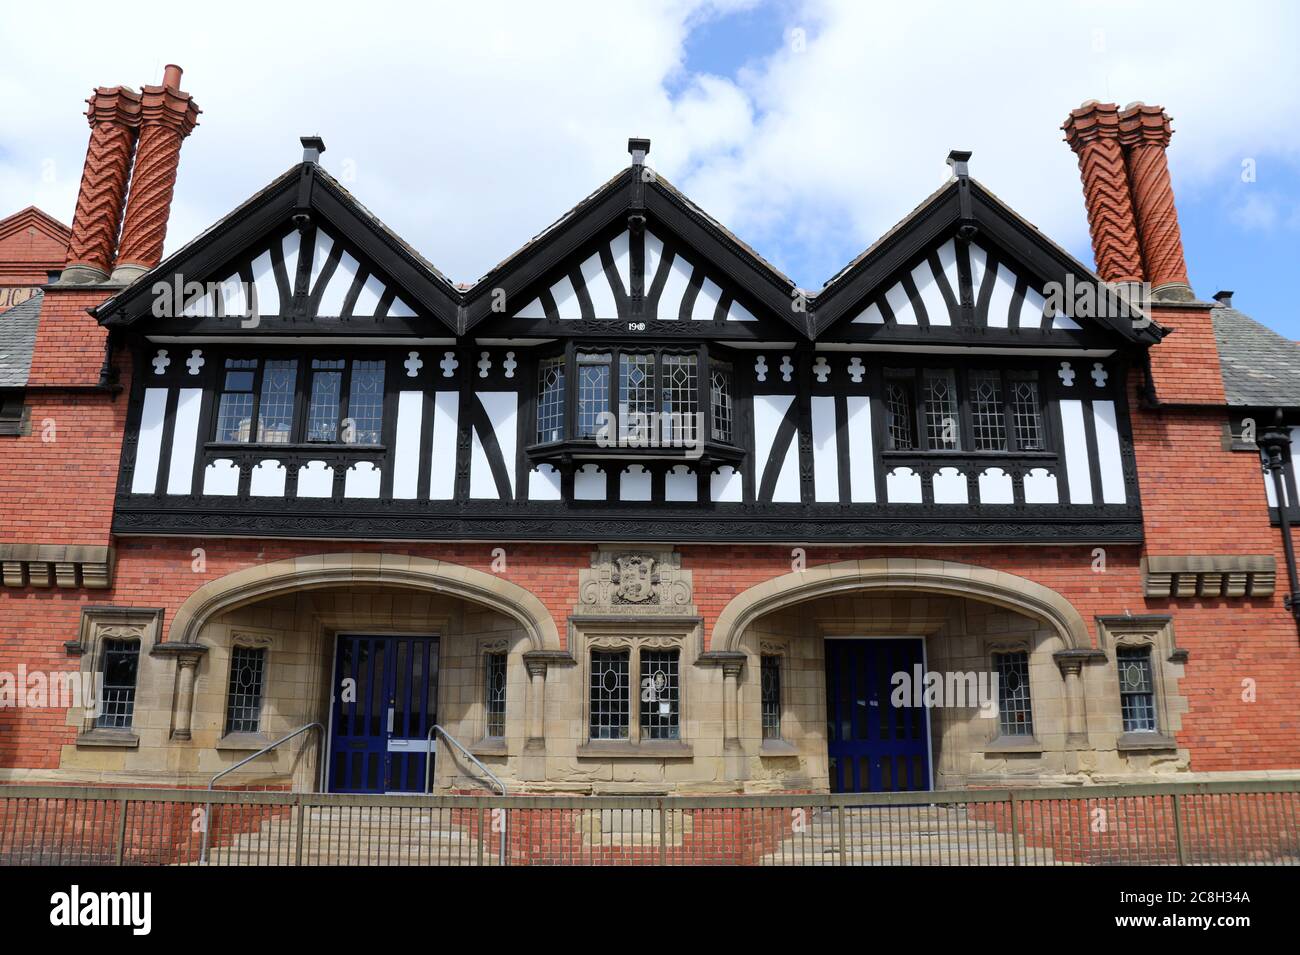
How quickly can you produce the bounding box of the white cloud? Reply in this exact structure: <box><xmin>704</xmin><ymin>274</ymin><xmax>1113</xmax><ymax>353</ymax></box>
<box><xmin>2</xmin><ymin>0</ymin><xmax>1298</xmax><ymax>290</ymax></box>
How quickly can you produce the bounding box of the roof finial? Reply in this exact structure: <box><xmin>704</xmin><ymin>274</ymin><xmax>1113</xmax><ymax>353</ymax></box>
<box><xmin>628</xmin><ymin>137</ymin><xmax>651</xmax><ymax>166</ymax></box>
<box><xmin>947</xmin><ymin>149</ymin><xmax>972</xmax><ymax>179</ymax></box>
<box><xmin>301</xmin><ymin>136</ymin><xmax>326</xmax><ymax>164</ymax></box>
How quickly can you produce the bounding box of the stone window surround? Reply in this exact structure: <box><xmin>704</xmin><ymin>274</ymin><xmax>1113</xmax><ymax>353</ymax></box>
<box><xmin>1096</xmin><ymin>614</ymin><xmax>1185</xmax><ymax>752</ymax></box>
<box><xmin>983</xmin><ymin>639</ymin><xmax>1045</xmax><ymax>755</ymax></box>
<box><xmin>756</xmin><ymin>640</ymin><xmax>797</xmax><ymax>756</ymax></box>
<box><xmin>68</xmin><ymin>606</ymin><xmax>165</xmax><ymax>748</ymax></box>
<box><xmin>573</xmin><ymin>616</ymin><xmax>699</xmax><ymax>759</ymax></box>
<box><xmin>216</xmin><ymin>628</ymin><xmax>276</xmax><ymax>751</ymax></box>
<box><xmin>473</xmin><ymin>637</ymin><xmax>511</xmax><ymax>756</ymax></box>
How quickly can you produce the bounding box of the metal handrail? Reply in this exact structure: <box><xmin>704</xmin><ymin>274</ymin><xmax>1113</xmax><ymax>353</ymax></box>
<box><xmin>201</xmin><ymin>722</ymin><xmax>324</xmax><ymax>863</ymax></box>
<box><xmin>426</xmin><ymin>724</ymin><xmax>507</xmax><ymax>865</ymax></box>
<box><xmin>424</xmin><ymin>724</ymin><xmax>506</xmax><ymax>796</ymax></box>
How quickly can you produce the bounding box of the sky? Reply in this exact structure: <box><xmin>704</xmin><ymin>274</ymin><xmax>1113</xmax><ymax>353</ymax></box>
<box><xmin>2</xmin><ymin>0</ymin><xmax>1298</xmax><ymax>333</ymax></box>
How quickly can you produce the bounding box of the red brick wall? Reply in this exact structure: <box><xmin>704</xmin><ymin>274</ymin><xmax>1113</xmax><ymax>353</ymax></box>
<box><xmin>0</xmin><ymin>209</ymin><xmax>69</xmax><ymax>287</ymax></box>
<box><xmin>1146</xmin><ymin>302</ymin><xmax>1227</xmax><ymax>405</ymax></box>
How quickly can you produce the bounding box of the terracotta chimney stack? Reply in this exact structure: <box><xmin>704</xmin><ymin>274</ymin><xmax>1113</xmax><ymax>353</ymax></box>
<box><xmin>1062</xmin><ymin>101</ymin><xmax>1144</xmax><ymax>288</ymax></box>
<box><xmin>1118</xmin><ymin>102</ymin><xmax>1192</xmax><ymax>301</ymax></box>
<box><xmin>61</xmin><ymin>86</ymin><xmax>142</xmax><ymax>283</ymax></box>
<box><xmin>111</xmin><ymin>64</ymin><xmax>200</xmax><ymax>283</ymax></box>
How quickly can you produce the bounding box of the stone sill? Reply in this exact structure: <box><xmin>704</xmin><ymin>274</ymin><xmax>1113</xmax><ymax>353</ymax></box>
<box><xmin>760</xmin><ymin>739</ymin><xmax>800</xmax><ymax>757</ymax></box>
<box><xmin>576</xmin><ymin>740</ymin><xmax>694</xmax><ymax>760</ymax></box>
<box><xmin>470</xmin><ymin>739</ymin><xmax>508</xmax><ymax>758</ymax></box>
<box><xmin>76</xmin><ymin>729</ymin><xmax>139</xmax><ymax>749</ymax></box>
<box><xmin>1117</xmin><ymin>732</ymin><xmax>1179</xmax><ymax>753</ymax></box>
<box><xmin>215</xmin><ymin>733</ymin><xmax>274</xmax><ymax>752</ymax></box>
<box><xmin>983</xmin><ymin>736</ymin><xmax>1044</xmax><ymax>755</ymax></box>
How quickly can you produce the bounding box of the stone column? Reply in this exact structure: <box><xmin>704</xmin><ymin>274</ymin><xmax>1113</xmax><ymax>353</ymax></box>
<box><xmin>1053</xmin><ymin>649</ymin><xmax>1101</xmax><ymax>746</ymax></box>
<box><xmin>149</xmin><ymin>642</ymin><xmax>208</xmax><ymax>741</ymax></box>
<box><xmin>524</xmin><ymin>656</ymin><xmax>548</xmax><ymax>746</ymax></box>
<box><xmin>722</xmin><ymin>657</ymin><xmax>744</xmax><ymax>747</ymax></box>
<box><xmin>172</xmin><ymin>651</ymin><xmax>203</xmax><ymax>740</ymax></box>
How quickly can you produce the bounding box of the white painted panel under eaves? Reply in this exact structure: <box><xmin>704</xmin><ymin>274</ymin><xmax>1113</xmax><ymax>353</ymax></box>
<box><xmin>131</xmin><ymin>388</ymin><xmax>168</xmax><ymax>494</ymax></box>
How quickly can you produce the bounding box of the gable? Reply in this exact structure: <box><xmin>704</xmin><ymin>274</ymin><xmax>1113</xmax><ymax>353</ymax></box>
<box><xmin>814</xmin><ymin>178</ymin><xmax>1161</xmax><ymax>348</ymax></box>
<box><xmin>172</xmin><ymin>221</ymin><xmax>420</xmax><ymax>322</ymax></box>
<box><xmin>846</xmin><ymin>235</ymin><xmax>1082</xmax><ymax>334</ymax></box>
<box><xmin>508</xmin><ymin>223</ymin><xmax>761</xmax><ymax>324</ymax></box>
<box><xmin>97</xmin><ymin>164</ymin><xmax>459</xmax><ymax>334</ymax></box>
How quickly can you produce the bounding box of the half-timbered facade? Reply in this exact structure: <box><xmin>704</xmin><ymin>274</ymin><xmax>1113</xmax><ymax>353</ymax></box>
<box><xmin>2</xmin><ymin>72</ymin><xmax>1299</xmax><ymax>799</ymax></box>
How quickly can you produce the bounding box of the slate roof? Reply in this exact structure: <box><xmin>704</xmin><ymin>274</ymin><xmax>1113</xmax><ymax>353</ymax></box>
<box><xmin>1212</xmin><ymin>298</ymin><xmax>1300</xmax><ymax>408</ymax></box>
<box><xmin>0</xmin><ymin>291</ymin><xmax>41</xmax><ymax>388</ymax></box>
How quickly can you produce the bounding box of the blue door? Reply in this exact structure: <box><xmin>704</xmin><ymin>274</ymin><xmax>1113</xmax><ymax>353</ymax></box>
<box><xmin>825</xmin><ymin>639</ymin><xmax>930</xmax><ymax>793</ymax></box>
<box><xmin>329</xmin><ymin>635</ymin><xmax>439</xmax><ymax>793</ymax></box>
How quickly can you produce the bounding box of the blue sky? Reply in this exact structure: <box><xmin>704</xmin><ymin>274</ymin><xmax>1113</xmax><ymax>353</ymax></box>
<box><xmin>2</xmin><ymin>0</ymin><xmax>1298</xmax><ymax>334</ymax></box>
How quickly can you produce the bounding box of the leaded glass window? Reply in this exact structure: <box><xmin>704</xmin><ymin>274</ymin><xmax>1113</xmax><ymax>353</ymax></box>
<box><xmin>484</xmin><ymin>652</ymin><xmax>506</xmax><ymax>738</ymax></box>
<box><xmin>619</xmin><ymin>353</ymin><xmax>656</xmax><ymax>443</ymax></box>
<box><xmin>924</xmin><ymin>369</ymin><xmax>959</xmax><ymax>449</ymax></box>
<box><xmin>994</xmin><ymin>651</ymin><xmax>1033</xmax><ymax>737</ymax></box>
<box><xmin>215</xmin><ymin>359</ymin><xmax>258</xmax><ymax>442</ymax></box>
<box><xmin>639</xmin><ymin>649</ymin><xmax>680</xmax><ymax>740</ymax></box>
<box><xmin>885</xmin><ymin>377</ymin><xmax>916</xmax><ymax>451</ymax></box>
<box><xmin>307</xmin><ymin>359</ymin><xmax>344</xmax><ymax>441</ymax></box>
<box><xmin>1011</xmin><ymin>378</ymin><xmax>1045</xmax><ymax>451</ymax></box>
<box><xmin>1118</xmin><ymin>646</ymin><xmax>1157</xmax><ymax>732</ymax></box>
<box><xmin>224</xmin><ymin>645</ymin><xmax>266</xmax><ymax>735</ymax></box>
<box><xmin>577</xmin><ymin>353</ymin><xmax>611</xmax><ymax>438</ymax></box>
<box><xmin>256</xmin><ymin>360</ymin><xmax>297</xmax><ymax>443</ymax></box>
<box><xmin>590</xmin><ymin>650</ymin><xmax>630</xmax><ymax>739</ymax></box>
<box><xmin>346</xmin><ymin>360</ymin><xmax>385</xmax><ymax>445</ymax></box>
<box><xmin>710</xmin><ymin>361</ymin><xmax>734</xmax><ymax>443</ymax></box>
<box><xmin>761</xmin><ymin>655</ymin><xmax>782</xmax><ymax>740</ymax></box>
<box><xmin>661</xmin><ymin>354</ymin><xmax>698</xmax><ymax>445</ymax></box>
<box><xmin>97</xmin><ymin>638</ymin><xmax>140</xmax><ymax>729</ymax></box>
<box><xmin>969</xmin><ymin>370</ymin><xmax>1006</xmax><ymax>451</ymax></box>
<box><xmin>535</xmin><ymin>356</ymin><xmax>565</xmax><ymax>443</ymax></box>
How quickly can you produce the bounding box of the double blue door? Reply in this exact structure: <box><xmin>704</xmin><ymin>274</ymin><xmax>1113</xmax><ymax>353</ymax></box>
<box><xmin>329</xmin><ymin>635</ymin><xmax>439</xmax><ymax>793</ymax></box>
<box><xmin>825</xmin><ymin>639</ymin><xmax>931</xmax><ymax>793</ymax></box>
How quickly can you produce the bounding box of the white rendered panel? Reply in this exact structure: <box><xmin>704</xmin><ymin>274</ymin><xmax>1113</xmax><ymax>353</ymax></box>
<box><xmin>657</xmin><ymin>254</ymin><xmax>693</xmax><ymax>320</ymax></box>
<box><xmin>344</xmin><ymin>461</ymin><xmax>381</xmax><ymax>498</ymax></box>
<box><xmin>428</xmin><ymin>392</ymin><xmax>459</xmax><ymax>500</ymax></box>
<box><xmin>353</xmin><ymin>273</ymin><xmax>385</xmax><ymax>317</ymax></box>
<box><xmin>574</xmin><ymin>464</ymin><xmax>605</xmax><ymax>500</ymax></box>
<box><xmin>885</xmin><ymin>280</ymin><xmax>916</xmax><ymax>325</ymax></box>
<box><xmin>886</xmin><ymin>467</ymin><xmax>923</xmax><ymax>503</ymax></box>
<box><xmin>691</xmin><ymin>277</ymin><xmax>722</xmax><ymax>322</ymax></box>
<box><xmin>665</xmin><ymin>465</ymin><xmax>696</xmax><ymax>502</ymax></box>
<box><xmin>1023</xmin><ymin>467</ymin><xmax>1059</xmax><ymax>504</ymax></box>
<box><xmin>528</xmin><ymin>464</ymin><xmax>562</xmax><ymax>501</ymax></box>
<box><xmin>932</xmin><ymin>466</ymin><xmax>968</xmax><ymax>504</ymax></box>
<box><xmin>391</xmin><ymin>391</ymin><xmax>423</xmax><ymax>499</ymax></box>
<box><xmin>477</xmin><ymin>392</ymin><xmax>517</xmax><ymax>497</ymax></box>
<box><xmin>250</xmin><ymin>250</ymin><xmax>279</xmax><ymax>317</ymax></box>
<box><xmin>580</xmin><ymin>252</ymin><xmax>618</xmax><ymax>319</ymax></box>
<box><xmin>811</xmin><ymin>395</ymin><xmax>840</xmax><ymax>502</ymax></box>
<box><xmin>986</xmin><ymin>263</ymin><xmax>1016</xmax><ymax>329</ymax></box>
<box><xmin>296</xmin><ymin>460</ymin><xmax>334</xmax><ymax>497</ymax></box>
<box><xmin>203</xmin><ymin>458</ymin><xmax>239</xmax><ymax>496</ymax></box>
<box><xmin>165</xmin><ymin>388</ymin><xmax>202</xmax><ymax>494</ymax></box>
<box><xmin>977</xmin><ymin>467</ymin><xmax>1014</xmax><ymax>504</ymax></box>
<box><xmin>620</xmin><ymin>465</ymin><xmax>652</xmax><ymax>501</ymax></box>
<box><xmin>610</xmin><ymin>230</ymin><xmax>631</xmax><ymax>296</ymax></box>
<box><xmin>912</xmin><ymin>258</ymin><xmax>950</xmax><ymax>326</ymax></box>
<box><xmin>249</xmin><ymin>459</ymin><xmax>286</xmax><ymax>497</ymax></box>
<box><xmin>710</xmin><ymin>465</ymin><xmax>742</xmax><ymax>502</ymax></box>
<box><xmin>1058</xmin><ymin>399</ymin><xmax>1093</xmax><ymax>505</ymax></box>
<box><xmin>550</xmin><ymin>274</ymin><xmax>581</xmax><ymax>319</ymax></box>
<box><xmin>1092</xmin><ymin>400</ymin><xmax>1126</xmax><ymax>504</ymax></box>
<box><xmin>845</xmin><ymin>395</ymin><xmax>875</xmax><ymax>503</ymax></box>
<box><xmin>318</xmin><ymin>251</ymin><xmax>359</xmax><ymax>315</ymax></box>
<box><xmin>131</xmin><ymin>388</ymin><xmax>168</xmax><ymax>494</ymax></box>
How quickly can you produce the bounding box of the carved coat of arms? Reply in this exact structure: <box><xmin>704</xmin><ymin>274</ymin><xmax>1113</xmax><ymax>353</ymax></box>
<box><xmin>612</xmin><ymin>555</ymin><xmax>659</xmax><ymax>604</ymax></box>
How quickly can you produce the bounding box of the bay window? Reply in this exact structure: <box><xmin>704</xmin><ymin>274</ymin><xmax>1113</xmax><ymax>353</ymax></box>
<box><xmin>532</xmin><ymin>345</ymin><xmax>734</xmax><ymax>449</ymax></box>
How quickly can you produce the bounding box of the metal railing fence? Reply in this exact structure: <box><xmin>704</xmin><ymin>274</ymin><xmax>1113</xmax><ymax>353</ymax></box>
<box><xmin>0</xmin><ymin>779</ymin><xmax>1295</xmax><ymax>867</ymax></box>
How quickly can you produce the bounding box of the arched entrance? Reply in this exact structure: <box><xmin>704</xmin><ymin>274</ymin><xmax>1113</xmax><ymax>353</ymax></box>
<box><xmin>709</xmin><ymin>559</ymin><xmax>1093</xmax><ymax>793</ymax></box>
<box><xmin>159</xmin><ymin>554</ymin><xmax>560</xmax><ymax>793</ymax></box>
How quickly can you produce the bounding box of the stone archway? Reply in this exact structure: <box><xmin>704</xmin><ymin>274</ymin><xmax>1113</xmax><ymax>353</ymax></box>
<box><xmin>167</xmin><ymin>553</ymin><xmax>562</xmax><ymax>652</ymax></box>
<box><xmin>710</xmin><ymin>557</ymin><xmax>1090</xmax><ymax>653</ymax></box>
